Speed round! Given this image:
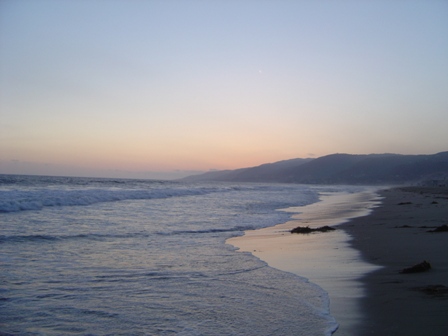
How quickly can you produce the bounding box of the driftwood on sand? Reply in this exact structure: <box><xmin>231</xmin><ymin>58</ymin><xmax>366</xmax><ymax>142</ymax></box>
<box><xmin>291</xmin><ymin>225</ymin><xmax>336</xmax><ymax>234</ymax></box>
<box><xmin>399</xmin><ymin>260</ymin><xmax>431</xmax><ymax>274</ymax></box>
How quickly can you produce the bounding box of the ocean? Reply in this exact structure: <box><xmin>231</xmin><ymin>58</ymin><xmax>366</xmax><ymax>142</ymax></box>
<box><xmin>0</xmin><ymin>175</ymin><xmax>366</xmax><ymax>335</ymax></box>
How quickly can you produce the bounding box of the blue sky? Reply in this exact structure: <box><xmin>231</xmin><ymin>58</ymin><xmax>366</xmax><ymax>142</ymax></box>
<box><xmin>1</xmin><ymin>0</ymin><xmax>447</xmax><ymax>178</ymax></box>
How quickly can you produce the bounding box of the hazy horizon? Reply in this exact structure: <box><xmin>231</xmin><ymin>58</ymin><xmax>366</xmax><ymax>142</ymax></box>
<box><xmin>1</xmin><ymin>1</ymin><xmax>447</xmax><ymax>179</ymax></box>
<box><xmin>1</xmin><ymin>150</ymin><xmax>447</xmax><ymax>181</ymax></box>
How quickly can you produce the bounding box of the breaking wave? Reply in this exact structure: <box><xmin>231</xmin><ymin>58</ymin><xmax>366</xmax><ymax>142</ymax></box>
<box><xmin>0</xmin><ymin>185</ymin><xmax>230</xmax><ymax>213</ymax></box>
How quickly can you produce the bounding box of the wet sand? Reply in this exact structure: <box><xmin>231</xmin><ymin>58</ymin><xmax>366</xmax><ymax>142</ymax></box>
<box><xmin>228</xmin><ymin>187</ymin><xmax>448</xmax><ymax>335</ymax></box>
<box><xmin>227</xmin><ymin>189</ymin><xmax>382</xmax><ymax>335</ymax></box>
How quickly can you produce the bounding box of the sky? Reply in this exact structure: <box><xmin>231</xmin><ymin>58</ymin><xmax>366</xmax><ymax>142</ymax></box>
<box><xmin>1</xmin><ymin>0</ymin><xmax>447</xmax><ymax>179</ymax></box>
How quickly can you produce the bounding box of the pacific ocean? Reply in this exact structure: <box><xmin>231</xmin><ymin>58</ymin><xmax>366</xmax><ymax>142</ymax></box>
<box><xmin>0</xmin><ymin>175</ymin><xmax>363</xmax><ymax>335</ymax></box>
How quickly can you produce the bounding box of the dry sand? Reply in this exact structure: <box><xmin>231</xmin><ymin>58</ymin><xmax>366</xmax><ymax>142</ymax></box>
<box><xmin>341</xmin><ymin>187</ymin><xmax>448</xmax><ymax>335</ymax></box>
<box><xmin>228</xmin><ymin>187</ymin><xmax>448</xmax><ymax>336</ymax></box>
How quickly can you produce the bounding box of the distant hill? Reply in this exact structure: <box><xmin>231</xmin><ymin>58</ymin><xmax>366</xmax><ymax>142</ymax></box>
<box><xmin>181</xmin><ymin>158</ymin><xmax>313</xmax><ymax>183</ymax></box>
<box><xmin>180</xmin><ymin>152</ymin><xmax>448</xmax><ymax>185</ymax></box>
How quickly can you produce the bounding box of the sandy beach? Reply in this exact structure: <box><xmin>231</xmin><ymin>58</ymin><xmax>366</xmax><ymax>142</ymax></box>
<box><xmin>341</xmin><ymin>187</ymin><xmax>448</xmax><ymax>335</ymax></box>
<box><xmin>228</xmin><ymin>187</ymin><xmax>448</xmax><ymax>335</ymax></box>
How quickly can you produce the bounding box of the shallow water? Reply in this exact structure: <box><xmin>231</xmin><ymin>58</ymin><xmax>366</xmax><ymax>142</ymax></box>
<box><xmin>0</xmin><ymin>175</ymin><xmax>364</xmax><ymax>335</ymax></box>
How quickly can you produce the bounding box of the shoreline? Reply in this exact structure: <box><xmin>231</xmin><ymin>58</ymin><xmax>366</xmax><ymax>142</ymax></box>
<box><xmin>227</xmin><ymin>188</ymin><xmax>382</xmax><ymax>335</ymax></box>
<box><xmin>228</xmin><ymin>186</ymin><xmax>448</xmax><ymax>335</ymax></box>
<box><xmin>340</xmin><ymin>187</ymin><xmax>448</xmax><ymax>335</ymax></box>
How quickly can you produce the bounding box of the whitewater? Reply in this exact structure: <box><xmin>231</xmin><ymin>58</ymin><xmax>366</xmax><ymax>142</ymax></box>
<box><xmin>0</xmin><ymin>174</ymin><xmax>365</xmax><ymax>335</ymax></box>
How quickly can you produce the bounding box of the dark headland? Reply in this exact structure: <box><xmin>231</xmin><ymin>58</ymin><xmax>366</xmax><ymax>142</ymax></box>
<box><xmin>180</xmin><ymin>151</ymin><xmax>448</xmax><ymax>185</ymax></box>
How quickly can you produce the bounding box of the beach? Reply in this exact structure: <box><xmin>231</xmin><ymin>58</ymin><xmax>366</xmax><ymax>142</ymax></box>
<box><xmin>341</xmin><ymin>187</ymin><xmax>448</xmax><ymax>335</ymax></box>
<box><xmin>228</xmin><ymin>187</ymin><xmax>448</xmax><ymax>335</ymax></box>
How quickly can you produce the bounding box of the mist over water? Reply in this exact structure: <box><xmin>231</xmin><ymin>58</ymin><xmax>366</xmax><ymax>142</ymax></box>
<box><xmin>0</xmin><ymin>175</ymin><xmax>366</xmax><ymax>335</ymax></box>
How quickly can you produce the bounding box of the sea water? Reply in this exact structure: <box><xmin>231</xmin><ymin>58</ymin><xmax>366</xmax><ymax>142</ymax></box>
<box><xmin>0</xmin><ymin>175</ymin><xmax>363</xmax><ymax>335</ymax></box>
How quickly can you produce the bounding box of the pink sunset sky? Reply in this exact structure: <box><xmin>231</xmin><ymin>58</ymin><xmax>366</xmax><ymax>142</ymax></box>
<box><xmin>1</xmin><ymin>0</ymin><xmax>447</xmax><ymax>179</ymax></box>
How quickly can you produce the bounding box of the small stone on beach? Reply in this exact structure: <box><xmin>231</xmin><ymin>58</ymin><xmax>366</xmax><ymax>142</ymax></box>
<box><xmin>427</xmin><ymin>224</ymin><xmax>448</xmax><ymax>233</ymax></box>
<box><xmin>399</xmin><ymin>260</ymin><xmax>431</xmax><ymax>274</ymax></box>
<box><xmin>413</xmin><ymin>284</ymin><xmax>448</xmax><ymax>297</ymax></box>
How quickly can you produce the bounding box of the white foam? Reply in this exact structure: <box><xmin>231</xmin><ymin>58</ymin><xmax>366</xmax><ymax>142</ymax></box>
<box><xmin>0</xmin><ymin>185</ymin><xmax>228</xmax><ymax>213</ymax></box>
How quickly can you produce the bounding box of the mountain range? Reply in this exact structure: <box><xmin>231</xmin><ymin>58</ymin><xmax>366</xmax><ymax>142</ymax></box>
<box><xmin>181</xmin><ymin>152</ymin><xmax>448</xmax><ymax>185</ymax></box>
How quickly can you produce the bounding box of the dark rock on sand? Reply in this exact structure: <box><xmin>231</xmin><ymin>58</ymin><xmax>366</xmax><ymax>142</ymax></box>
<box><xmin>413</xmin><ymin>284</ymin><xmax>448</xmax><ymax>297</ymax></box>
<box><xmin>428</xmin><ymin>224</ymin><xmax>448</xmax><ymax>233</ymax></box>
<box><xmin>400</xmin><ymin>260</ymin><xmax>432</xmax><ymax>274</ymax></box>
<box><xmin>291</xmin><ymin>225</ymin><xmax>336</xmax><ymax>234</ymax></box>
<box><xmin>394</xmin><ymin>224</ymin><xmax>448</xmax><ymax>232</ymax></box>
